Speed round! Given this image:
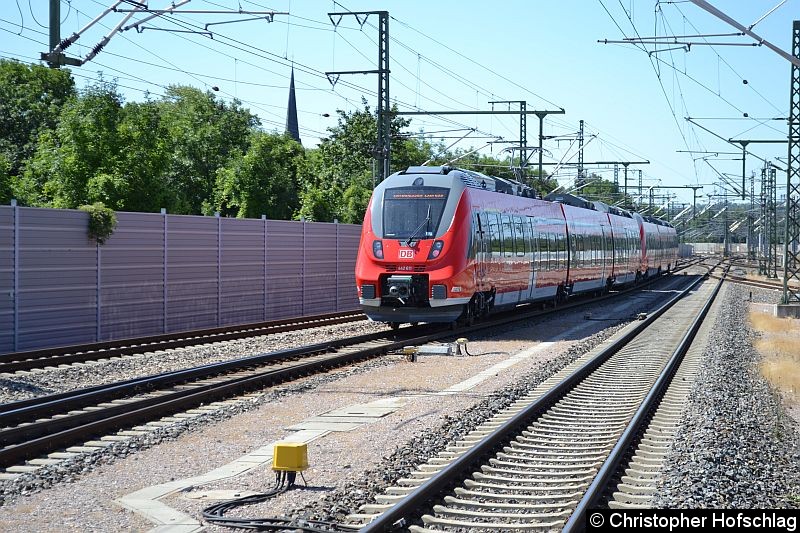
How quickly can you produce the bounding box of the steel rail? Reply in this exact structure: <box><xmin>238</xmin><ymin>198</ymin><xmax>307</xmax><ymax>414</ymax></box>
<box><xmin>0</xmin><ymin>327</ymin><xmax>414</xmax><ymax>422</ymax></box>
<box><xmin>359</xmin><ymin>272</ymin><xmax>708</xmax><ymax>533</ymax></box>
<box><xmin>709</xmin><ymin>273</ymin><xmax>793</xmax><ymax>291</ymax></box>
<box><xmin>0</xmin><ymin>310</ymin><xmax>365</xmax><ymax>371</ymax></box>
<box><xmin>562</xmin><ymin>269</ymin><xmax>726</xmax><ymax>532</ymax></box>
<box><xmin>0</xmin><ymin>328</ymin><xmax>440</xmax><ymax>467</ymax></box>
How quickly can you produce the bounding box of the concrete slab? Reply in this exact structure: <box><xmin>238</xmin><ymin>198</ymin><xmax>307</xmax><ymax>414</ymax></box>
<box><xmin>182</xmin><ymin>489</ymin><xmax>261</xmax><ymax>501</ymax></box>
<box><xmin>367</xmin><ymin>398</ymin><xmax>408</xmax><ymax>408</ymax></box>
<box><xmin>115</xmin><ymin>497</ymin><xmax>200</xmax><ymax>528</ymax></box>
<box><xmin>322</xmin><ymin>405</ymin><xmax>397</xmax><ymax>418</ymax></box>
<box><xmin>6</xmin><ymin>465</ymin><xmax>41</xmax><ymax>473</ymax></box>
<box><xmin>28</xmin><ymin>458</ymin><xmax>62</xmax><ymax>466</ymax></box>
<box><xmin>149</xmin><ymin>525</ymin><xmax>203</xmax><ymax>533</ymax></box>
<box><xmin>776</xmin><ymin>303</ymin><xmax>800</xmax><ymax>318</ymax></box>
<box><xmin>48</xmin><ymin>452</ymin><xmax>80</xmax><ymax>459</ymax></box>
<box><xmin>286</xmin><ymin>421</ymin><xmax>362</xmax><ymax>432</ymax></box>
<box><xmin>751</xmin><ymin>302</ymin><xmax>800</xmax><ymax>318</ymax></box>
<box><xmin>83</xmin><ymin>440</ymin><xmax>115</xmax><ymax>447</ymax></box>
<box><xmin>66</xmin><ymin>446</ymin><xmax>103</xmax><ymax>453</ymax></box>
<box><xmin>303</xmin><ymin>416</ymin><xmax>383</xmax><ymax>424</ymax></box>
<box><xmin>100</xmin><ymin>435</ymin><xmax>132</xmax><ymax>442</ymax></box>
<box><xmin>288</xmin><ymin>429</ymin><xmax>330</xmax><ymax>442</ymax></box>
<box><xmin>0</xmin><ymin>473</ymin><xmax>21</xmax><ymax>481</ymax></box>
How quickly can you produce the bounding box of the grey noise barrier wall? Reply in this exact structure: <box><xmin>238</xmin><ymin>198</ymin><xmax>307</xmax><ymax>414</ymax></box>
<box><xmin>0</xmin><ymin>205</ymin><xmax>362</xmax><ymax>353</ymax></box>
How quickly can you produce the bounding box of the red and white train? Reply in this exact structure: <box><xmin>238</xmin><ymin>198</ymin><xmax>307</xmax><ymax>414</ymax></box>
<box><xmin>355</xmin><ymin>166</ymin><xmax>678</xmax><ymax>327</ymax></box>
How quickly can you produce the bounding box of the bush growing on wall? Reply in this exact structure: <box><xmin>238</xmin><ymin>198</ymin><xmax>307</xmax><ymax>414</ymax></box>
<box><xmin>79</xmin><ymin>202</ymin><xmax>117</xmax><ymax>244</ymax></box>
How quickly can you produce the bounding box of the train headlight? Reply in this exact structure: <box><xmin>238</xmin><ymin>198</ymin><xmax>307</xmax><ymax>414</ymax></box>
<box><xmin>427</xmin><ymin>240</ymin><xmax>444</xmax><ymax>259</ymax></box>
<box><xmin>372</xmin><ymin>240</ymin><xmax>384</xmax><ymax>259</ymax></box>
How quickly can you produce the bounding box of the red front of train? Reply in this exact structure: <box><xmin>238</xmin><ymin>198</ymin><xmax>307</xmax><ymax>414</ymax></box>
<box><xmin>355</xmin><ymin>167</ymin><xmax>476</xmax><ymax>324</ymax></box>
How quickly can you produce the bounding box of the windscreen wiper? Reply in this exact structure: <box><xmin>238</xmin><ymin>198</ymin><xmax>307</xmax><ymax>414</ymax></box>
<box><xmin>405</xmin><ymin>204</ymin><xmax>432</xmax><ymax>247</ymax></box>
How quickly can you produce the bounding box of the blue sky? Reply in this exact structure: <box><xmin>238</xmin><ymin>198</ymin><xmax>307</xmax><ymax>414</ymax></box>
<box><xmin>0</xmin><ymin>1</ymin><xmax>795</xmax><ymax>207</ymax></box>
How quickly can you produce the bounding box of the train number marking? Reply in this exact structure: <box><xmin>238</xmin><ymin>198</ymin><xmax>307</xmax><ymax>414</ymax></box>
<box><xmin>399</xmin><ymin>249</ymin><xmax>415</xmax><ymax>259</ymax></box>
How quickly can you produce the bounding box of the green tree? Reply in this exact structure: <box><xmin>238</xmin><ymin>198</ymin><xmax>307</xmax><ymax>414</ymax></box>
<box><xmin>304</xmin><ymin>99</ymin><xmax>432</xmax><ymax>223</ymax></box>
<box><xmin>0</xmin><ymin>60</ymin><xmax>75</xmax><ymax>179</ymax></box>
<box><xmin>211</xmin><ymin>132</ymin><xmax>303</xmax><ymax>219</ymax></box>
<box><xmin>160</xmin><ymin>86</ymin><xmax>258</xmax><ymax>214</ymax></box>
<box><xmin>16</xmin><ymin>79</ymin><xmax>123</xmax><ymax>208</ymax></box>
<box><xmin>111</xmin><ymin>100</ymin><xmax>172</xmax><ymax>211</ymax></box>
<box><xmin>580</xmin><ymin>174</ymin><xmax>621</xmax><ymax>204</ymax></box>
<box><xmin>0</xmin><ymin>153</ymin><xmax>11</xmax><ymax>204</ymax></box>
<box><xmin>295</xmin><ymin>150</ymin><xmax>338</xmax><ymax>222</ymax></box>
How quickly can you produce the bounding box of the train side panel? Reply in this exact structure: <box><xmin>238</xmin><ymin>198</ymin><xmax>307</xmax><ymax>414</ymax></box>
<box><xmin>607</xmin><ymin>214</ymin><xmax>641</xmax><ymax>285</ymax></box>
<box><xmin>563</xmin><ymin>205</ymin><xmax>610</xmax><ymax>295</ymax></box>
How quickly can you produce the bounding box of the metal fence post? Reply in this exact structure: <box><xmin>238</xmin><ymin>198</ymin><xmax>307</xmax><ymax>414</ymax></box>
<box><xmin>216</xmin><ymin>212</ymin><xmax>221</xmax><ymax>326</ymax></box>
<box><xmin>12</xmin><ymin>199</ymin><xmax>18</xmax><ymax>351</ymax></box>
<box><xmin>96</xmin><ymin>242</ymin><xmax>101</xmax><ymax>341</ymax></box>
<box><xmin>162</xmin><ymin>208</ymin><xmax>167</xmax><ymax>333</ymax></box>
<box><xmin>335</xmin><ymin>219</ymin><xmax>339</xmax><ymax>312</ymax></box>
<box><xmin>262</xmin><ymin>215</ymin><xmax>267</xmax><ymax>321</ymax></box>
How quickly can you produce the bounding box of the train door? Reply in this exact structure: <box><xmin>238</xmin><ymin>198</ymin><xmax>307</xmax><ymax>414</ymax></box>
<box><xmin>474</xmin><ymin>211</ymin><xmax>489</xmax><ymax>291</ymax></box>
<box><xmin>600</xmin><ymin>226</ymin><xmax>608</xmax><ymax>283</ymax></box>
<box><xmin>527</xmin><ymin>218</ymin><xmax>537</xmax><ymax>301</ymax></box>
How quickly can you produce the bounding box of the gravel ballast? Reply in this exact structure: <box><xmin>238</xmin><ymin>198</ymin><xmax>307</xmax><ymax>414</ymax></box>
<box><xmin>3</xmin><ymin>273</ymin><xmax>794</xmax><ymax>532</ymax></box>
<box><xmin>0</xmin><ymin>285</ymin><xmax>657</xmax><ymax>532</ymax></box>
<box><xmin>653</xmin><ymin>283</ymin><xmax>800</xmax><ymax>508</ymax></box>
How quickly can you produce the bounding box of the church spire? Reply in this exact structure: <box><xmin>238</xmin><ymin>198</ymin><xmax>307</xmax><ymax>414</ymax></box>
<box><xmin>286</xmin><ymin>67</ymin><xmax>301</xmax><ymax>144</ymax></box>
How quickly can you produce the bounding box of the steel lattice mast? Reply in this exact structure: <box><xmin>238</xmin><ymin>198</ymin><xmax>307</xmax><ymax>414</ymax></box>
<box><xmin>782</xmin><ymin>20</ymin><xmax>800</xmax><ymax>303</ymax></box>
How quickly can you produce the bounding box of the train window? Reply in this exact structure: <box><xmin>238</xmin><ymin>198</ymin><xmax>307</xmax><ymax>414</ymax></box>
<box><xmin>468</xmin><ymin>213</ymin><xmax>476</xmax><ymax>259</ymax></box>
<box><xmin>501</xmin><ymin>215</ymin><xmax>514</xmax><ymax>257</ymax></box>
<box><xmin>593</xmin><ymin>235</ymin><xmax>599</xmax><ymax>266</ymax></box>
<box><xmin>539</xmin><ymin>233</ymin><xmax>550</xmax><ymax>271</ymax></box>
<box><xmin>479</xmin><ymin>212</ymin><xmax>490</xmax><ymax>238</ymax></box>
<box><xmin>514</xmin><ymin>217</ymin><xmax>526</xmax><ymax>256</ymax></box>
<box><xmin>490</xmin><ymin>214</ymin><xmax>502</xmax><ymax>255</ymax></box>
<box><xmin>553</xmin><ymin>233</ymin><xmax>567</xmax><ymax>270</ymax></box>
<box><xmin>558</xmin><ymin>234</ymin><xmax>567</xmax><ymax>270</ymax></box>
<box><xmin>549</xmin><ymin>233</ymin><xmax>557</xmax><ymax>270</ymax></box>
<box><xmin>382</xmin><ymin>186</ymin><xmax>449</xmax><ymax>239</ymax></box>
<box><xmin>586</xmin><ymin>234</ymin><xmax>591</xmax><ymax>267</ymax></box>
<box><xmin>527</xmin><ymin>218</ymin><xmax>536</xmax><ymax>256</ymax></box>
<box><xmin>600</xmin><ymin>234</ymin><xmax>606</xmax><ymax>266</ymax></box>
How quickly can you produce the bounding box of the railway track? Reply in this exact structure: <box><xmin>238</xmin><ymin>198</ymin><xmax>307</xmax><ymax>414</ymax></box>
<box><xmin>710</xmin><ymin>272</ymin><xmax>795</xmax><ymax>292</ymax></box>
<box><xmin>0</xmin><ymin>326</ymin><xmax>436</xmax><ymax>471</ymax></box>
<box><xmin>0</xmin><ymin>261</ymin><xmax>704</xmax><ymax>375</ymax></box>
<box><xmin>0</xmin><ymin>310</ymin><xmax>366</xmax><ymax>373</ymax></box>
<box><xmin>0</xmin><ymin>269</ymin><xmax>700</xmax><ymax>475</ymax></box>
<box><xmin>343</xmin><ymin>270</ymin><xmax>722</xmax><ymax>532</ymax></box>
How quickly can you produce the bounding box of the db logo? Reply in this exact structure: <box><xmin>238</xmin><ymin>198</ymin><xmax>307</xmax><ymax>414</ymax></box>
<box><xmin>399</xmin><ymin>249</ymin><xmax>415</xmax><ymax>259</ymax></box>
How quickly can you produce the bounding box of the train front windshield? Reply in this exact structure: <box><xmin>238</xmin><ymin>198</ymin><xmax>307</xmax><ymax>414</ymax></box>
<box><xmin>382</xmin><ymin>186</ymin><xmax>449</xmax><ymax>240</ymax></box>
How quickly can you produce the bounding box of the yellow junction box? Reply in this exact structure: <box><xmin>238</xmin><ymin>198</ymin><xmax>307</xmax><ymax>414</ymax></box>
<box><xmin>272</xmin><ymin>442</ymin><xmax>309</xmax><ymax>472</ymax></box>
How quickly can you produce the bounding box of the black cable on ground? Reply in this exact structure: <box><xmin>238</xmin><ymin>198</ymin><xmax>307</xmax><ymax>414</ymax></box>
<box><xmin>201</xmin><ymin>471</ymin><xmax>353</xmax><ymax>532</ymax></box>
